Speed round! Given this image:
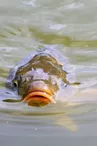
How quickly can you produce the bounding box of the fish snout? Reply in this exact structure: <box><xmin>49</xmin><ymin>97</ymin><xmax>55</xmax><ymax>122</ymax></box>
<box><xmin>23</xmin><ymin>81</ymin><xmax>56</xmax><ymax>107</ymax></box>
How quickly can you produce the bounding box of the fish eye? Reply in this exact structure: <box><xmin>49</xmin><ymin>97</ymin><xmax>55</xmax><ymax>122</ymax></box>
<box><xmin>60</xmin><ymin>80</ymin><xmax>67</xmax><ymax>88</ymax></box>
<box><xmin>13</xmin><ymin>80</ymin><xmax>18</xmax><ymax>88</ymax></box>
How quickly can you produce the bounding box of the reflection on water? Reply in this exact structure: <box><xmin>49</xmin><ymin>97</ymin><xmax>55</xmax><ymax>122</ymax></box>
<box><xmin>0</xmin><ymin>0</ymin><xmax>97</xmax><ymax>145</ymax></box>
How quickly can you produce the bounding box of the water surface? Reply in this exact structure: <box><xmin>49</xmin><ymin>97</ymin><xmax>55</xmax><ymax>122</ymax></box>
<box><xmin>0</xmin><ymin>0</ymin><xmax>97</xmax><ymax>145</ymax></box>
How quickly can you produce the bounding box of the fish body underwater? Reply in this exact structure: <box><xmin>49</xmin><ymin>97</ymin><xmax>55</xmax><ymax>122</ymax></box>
<box><xmin>5</xmin><ymin>48</ymin><xmax>79</xmax><ymax>107</ymax></box>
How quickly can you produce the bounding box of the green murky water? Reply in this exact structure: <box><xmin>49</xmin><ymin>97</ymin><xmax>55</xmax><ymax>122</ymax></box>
<box><xmin>0</xmin><ymin>0</ymin><xmax>97</xmax><ymax>146</ymax></box>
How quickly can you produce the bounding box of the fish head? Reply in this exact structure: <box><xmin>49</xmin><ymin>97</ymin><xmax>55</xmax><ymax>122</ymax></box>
<box><xmin>6</xmin><ymin>53</ymin><xmax>69</xmax><ymax>107</ymax></box>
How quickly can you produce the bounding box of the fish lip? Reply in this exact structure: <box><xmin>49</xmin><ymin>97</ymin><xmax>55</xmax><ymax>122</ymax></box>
<box><xmin>23</xmin><ymin>90</ymin><xmax>56</xmax><ymax>106</ymax></box>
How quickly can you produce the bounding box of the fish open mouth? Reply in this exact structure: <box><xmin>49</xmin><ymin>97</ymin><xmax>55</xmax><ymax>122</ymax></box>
<box><xmin>23</xmin><ymin>90</ymin><xmax>56</xmax><ymax>107</ymax></box>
